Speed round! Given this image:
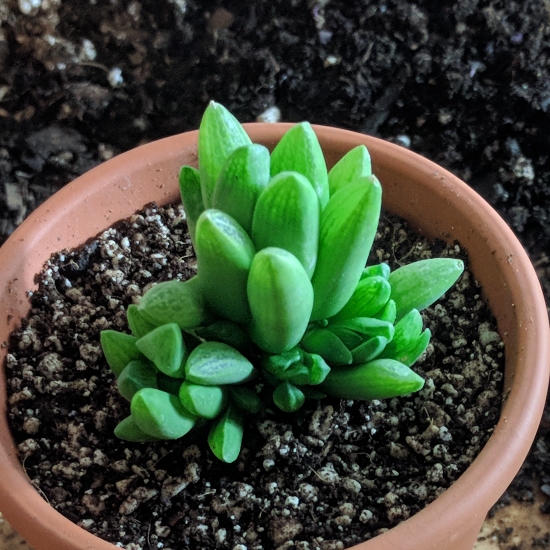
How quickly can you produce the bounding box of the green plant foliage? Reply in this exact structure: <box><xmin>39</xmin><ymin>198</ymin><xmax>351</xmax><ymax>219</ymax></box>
<box><xmin>100</xmin><ymin>101</ymin><xmax>466</xmax><ymax>463</ymax></box>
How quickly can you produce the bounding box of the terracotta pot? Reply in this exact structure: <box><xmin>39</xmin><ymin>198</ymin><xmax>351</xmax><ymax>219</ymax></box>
<box><xmin>0</xmin><ymin>124</ymin><xmax>548</xmax><ymax>550</ymax></box>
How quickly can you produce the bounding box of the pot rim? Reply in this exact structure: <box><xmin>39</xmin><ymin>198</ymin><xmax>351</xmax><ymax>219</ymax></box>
<box><xmin>0</xmin><ymin>123</ymin><xmax>548</xmax><ymax>550</ymax></box>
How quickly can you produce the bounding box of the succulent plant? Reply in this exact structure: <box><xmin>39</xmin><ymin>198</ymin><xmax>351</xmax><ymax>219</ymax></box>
<box><xmin>100</xmin><ymin>101</ymin><xmax>464</xmax><ymax>463</ymax></box>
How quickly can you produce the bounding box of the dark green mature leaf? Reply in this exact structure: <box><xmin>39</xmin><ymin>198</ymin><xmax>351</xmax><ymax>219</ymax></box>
<box><xmin>136</xmin><ymin>323</ymin><xmax>186</xmax><ymax>378</ymax></box>
<box><xmin>273</xmin><ymin>382</ymin><xmax>305</xmax><ymax>412</ymax></box>
<box><xmin>179</xmin><ymin>381</ymin><xmax>227</xmax><ymax>419</ymax></box>
<box><xmin>131</xmin><ymin>388</ymin><xmax>197</xmax><ymax>439</ymax></box>
<box><xmin>137</xmin><ymin>276</ymin><xmax>210</xmax><ymax>329</ymax></box>
<box><xmin>117</xmin><ymin>359</ymin><xmax>158</xmax><ymax>401</ymax></box>
<box><xmin>185</xmin><ymin>341</ymin><xmax>256</xmax><ymax>385</ymax></box>
<box><xmin>114</xmin><ymin>415</ymin><xmax>162</xmax><ymax>442</ymax></box>
<box><xmin>100</xmin><ymin>330</ymin><xmax>142</xmax><ymax>378</ymax></box>
<box><xmin>208</xmin><ymin>405</ymin><xmax>244</xmax><ymax>463</ymax></box>
<box><xmin>322</xmin><ymin>358</ymin><xmax>424</xmax><ymax>400</ymax></box>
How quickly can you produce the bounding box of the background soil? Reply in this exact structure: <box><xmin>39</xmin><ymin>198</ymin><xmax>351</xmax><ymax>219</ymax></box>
<box><xmin>0</xmin><ymin>0</ymin><xmax>549</xmax><ymax>548</ymax></box>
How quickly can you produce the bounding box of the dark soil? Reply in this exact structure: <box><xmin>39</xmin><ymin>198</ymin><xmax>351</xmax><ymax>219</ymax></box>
<box><xmin>1</xmin><ymin>0</ymin><xmax>549</xmax><ymax>546</ymax></box>
<box><xmin>6</xmin><ymin>205</ymin><xmax>503</xmax><ymax>550</ymax></box>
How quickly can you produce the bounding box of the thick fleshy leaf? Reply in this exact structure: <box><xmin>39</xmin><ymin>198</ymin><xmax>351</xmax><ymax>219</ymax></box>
<box><xmin>136</xmin><ymin>323</ymin><xmax>186</xmax><ymax>378</ymax></box>
<box><xmin>251</xmin><ymin>171</ymin><xmax>319</xmax><ymax>277</ymax></box>
<box><xmin>195</xmin><ymin>209</ymin><xmax>256</xmax><ymax>324</ymax></box>
<box><xmin>137</xmin><ymin>276</ymin><xmax>209</xmax><ymax>329</ymax></box>
<box><xmin>198</xmin><ymin>101</ymin><xmax>252</xmax><ymax>207</ymax></box>
<box><xmin>100</xmin><ymin>330</ymin><xmax>142</xmax><ymax>378</ymax></box>
<box><xmin>114</xmin><ymin>415</ymin><xmax>162</xmax><ymax>442</ymax></box>
<box><xmin>229</xmin><ymin>386</ymin><xmax>263</xmax><ymax>415</ymax></box>
<box><xmin>212</xmin><ymin>143</ymin><xmax>270</xmax><ymax>234</ymax></box>
<box><xmin>117</xmin><ymin>359</ymin><xmax>158</xmax><ymax>401</ymax></box>
<box><xmin>208</xmin><ymin>405</ymin><xmax>244</xmax><ymax>463</ymax></box>
<box><xmin>179</xmin><ymin>165</ymin><xmax>204</xmax><ymax>244</ymax></box>
<box><xmin>389</xmin><ymin>258</ymin><xmax>464</xmax><ymax>321</ymax></box>
<box><xmin>270</xmin><ymin>122</ymin><xmax>329</xmax><ymax>208</ymax></box>
<box><xmin>131</xmin><ymin>388</ymin><xmax>197</xmax><ymax>439</ymax></box>
<box><xmin>328</xmin><ymin>145</ymin><xmax>372</xmax><ymax>196</ymax></box>
<box><xmin>379</xmin><ymin>309</ymin><xmax>431</xmax><ymax>366</ymax></box>
<box><xmin>272</xmin><ymin>382</ymin><xmax>305</xmax><ymax>412</ymax></box>
<box><xmin>247</xmin><ymin>247</ymin><xmax>314</xmax><ymax>354</ymax></box>
<box><xmin>185</xmin><ymin>341</ymin><xmax>256</xmax><ymax>386</ymax></box>
<box><xmin>301</xmin><ymin>328</ymin><xmax>352</xmax><ymax>366</ymax></box>
<box><xmin>311</xmin><ymin>176</ymin><xmax>382</xmax><ymax>321</ymax></box>
<box><xmin>322</xmin><ymin>358</ymin><xmax>425</xmax><ymax>400</ymax></box>
<box><xmin>179</xmin><ymin>381</ymin><xmax>228</xmax><ymax>419</ymax></box>
<box><xmin>127</xmin><ymin>304</ymin><xmax>158</xmax><ymax>338</ymax></box>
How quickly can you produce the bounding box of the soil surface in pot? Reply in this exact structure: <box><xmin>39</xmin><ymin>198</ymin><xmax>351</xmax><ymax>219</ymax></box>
<box><xmin>6</xmin><ymin>204</ymin><xmax>504</xmax><ymax>550</ymax></box>
<box><xmin>1</xmin><ymin>0</ymin><xmax>549</xmax><ymax>547</ymax></box>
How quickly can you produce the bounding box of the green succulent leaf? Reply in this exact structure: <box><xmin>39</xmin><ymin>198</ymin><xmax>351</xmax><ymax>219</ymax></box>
<box><xmin>135</xmin><ymin>323</ymin><xmax>187</xmax><ymax>378</ymax></box>
<box><xmin>261</xmin><ymin>347</ymin><xmax>303</xmax><ymax>378</ymax></box>
<box><xmin>198</xmin><ymin>100</ymin><xmax>252</xmax><ymax>208</ymax></box>
<box><xmin>212</xmin><ymin>143</ymin><xmax>271</xmax><ymax>234</ymax></box>
<box><xmin>388</xmin><ymin>258</ymin><xmax>465</xmax><ymax>321</ymax></box>
<box><xmin>279</xmin><ymin>364</ymin><xmax>311</xmax><ymax>385</ymax></box>
<box><xmin>114</xmin><ymin>415</ymin><xmax>162</xmax><ymax>442</ymax></box>
<box><xmin>127</xmin><ymin>304</ymin><xmax>158</xmax><ymax>338</ymax></box>
<box><xmin>374</xmin><ymin>298</ymin><xmax>397</xmax><ymax>323</ymax></box>
<box><xmin>229</xmin><ymin>386</ymin><xmax>263</xmax><ymax>415</ymax></box>
<box><xmin>195</xmin><ymin>209</ymin><xmax>256</xmax><ymax>324</ymax></box>
<box><xmin>321</xmin><ymin>358</ymin><xmax>425</xmax><ymax>400</ymax></box>
<box><xmin>100</xmin><ymin>330</ymin><xmax>142</xmax><ymax>378</ymax></box>
<box><xmin>137</xmin><ymin>276</ymin><xmax>210</xmax><ymax>329</ymax></box>
<box><xmin>270</xmin><ymin>122</ymin><xmax>330</xmax><ymax>208</ymax></box>
<box><xmin>303</xmin><ymin>353</ymin><xmax>331</xmax><ymax>385</ymax></box>
<box><xmin>273</xmin><ymin>382</ymin><xmax>305</xmax><ymax>412</ymax></box>
<box><xmin>247</xmin><ymin>247</ymin><xmax>314</xmax><ymax>354</ymax></box>
<box><xmin>131</xmin><ymin>388</ymin><xmax>197</xmax><ymax>439</ymax></box>
<box><xmin>185</xmin><ymin>341</ymin><xmax>256</xmax><ymax>386</ymax></box>
<box><xmin>117</xmin><ymin>359</ymin><xmax>159</xmax><ymax>401</ymax></box>
<box><xmin>329</xmin><ymin>317</ymin><xmax>395</xmax><ymax>342</ymax></box>
<box><xmin>328</xmin><ymin>145</ymin><xmax>372</xmax><ymax>196</ymax></box>
<box><xmin>179</xmin><ymin>165</ymin><xmax>205</xmax><ymax>245</ymax></box>
<box><xmin>330</xmin><ymin>275</ymin><xmax>391</xmax><ymax>322</ymax></box>
<box><xmin>251</xmin><ymin>171</ymin><xmax>320</xmax><ymax>277</ymax></box>
<box><xmin>179</xmin><ymin>381</ymin><xmax>228</xmax><ymax>419</ymax></box>
<box><xmin>301</xmin><ymin>328</ymin><xmax>353</xmax><ymax>366</ymax></box>
<box><xmin>361</xmin><ymin>262</ymin><xmax>391</xmax><ymax>281</ymax></box>
<box><xmin>311</xmin><ymin>176</ymin><xmax>382</xmax><ymax>321</ymax></box>
<box><xmin>351</xmin><ymin>335</ymin><xmax>388</xmax><ymax>363</ymax></box>
<box><xmin>208</xmin><ymin>405</ymin><xmax>244</xmax><ymax>463</ymax></box>
<box><xmin>378</xmin><ymin>309</ymin><xmax>431</xmax><ymax>366</ymax></box>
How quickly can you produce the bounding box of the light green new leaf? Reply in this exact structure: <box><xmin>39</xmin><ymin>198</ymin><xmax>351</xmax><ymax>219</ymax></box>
<box><xmin>212</xmin><ymin>143</ymin><xmax>271</xmax><ymax>234</ymax></box>
<box><xmin>179</xmin><ymin>165</ymin><xmax>204</xmax><ymax>244</ymax></box>
<box><xmin>389</xmin><ymin>258</ymin><xmax>465</xmax><ymax>321</ymax></box>
<box><xmin>321</xmin><ymin>358</ymin><xmax>424</xmax><ymax>400</ymax></box>
<box><xmin>195</xmin><ymin>209</ymin><xmax>256</xmax><ymax>324</ymax></box>
<box><xmin>328</xmin><ymin>145</ymin><xmax>372</xmax><ymax>196</ymax></box>
<box><xmin>270</xmin><ymin>122</ymin><xmax>329</xmax><ymax>208</ymax></box>
<box><xmin>311</xmin><ymin>176</ymin><xmax>382</xmax><ymax>321</ymax></box>
<box><xmin>251</xmin><ymin>171</ymin><xmax>320</xmax><ymax>277</ymax></box>
<box><xmin>198</xmin><ymin>101</ymin><xmax>252</xmax><ymax>207</ymax></box>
